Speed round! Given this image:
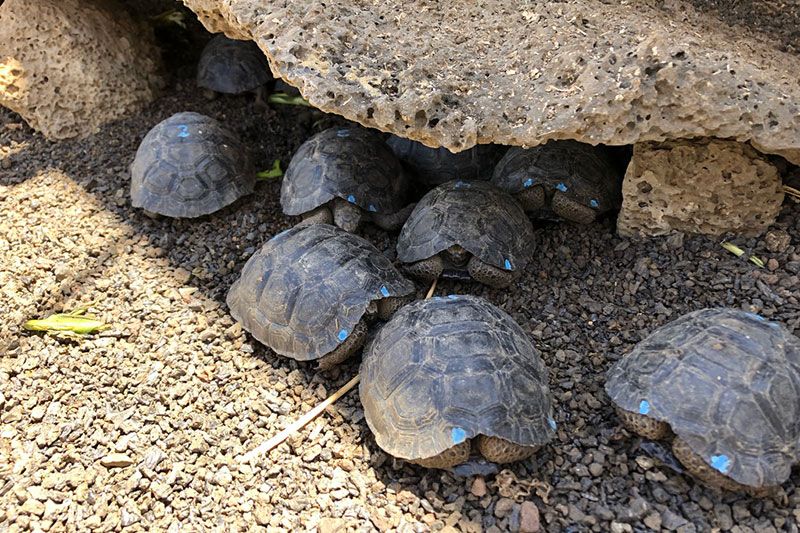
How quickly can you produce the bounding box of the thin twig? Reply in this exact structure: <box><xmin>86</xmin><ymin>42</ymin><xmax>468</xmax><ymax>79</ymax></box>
<box><xmin>241</xmin><ymin>374</ymin><xmax>360</xmax><ymax>462</ymax></box>
<box><xmin>240</xmin><ymin>279</ymin><xmax>441</xmax><ymax>463</ymax></box>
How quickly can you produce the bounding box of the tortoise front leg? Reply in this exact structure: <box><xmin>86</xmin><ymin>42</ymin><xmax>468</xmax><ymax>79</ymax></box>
<box><xmin>317</xmin><ymin>319</ymin><xmax>368</xmax><ymax>371</ymax></box>
<box><xmin>403</xmin><ymin>255</ymin><xmax>443</xmax><ymax>282</ymax></box>
<box><xmin>467</xmin><ymin>257</ymin><xmax>519</xmax><ymax>288</ymax></box>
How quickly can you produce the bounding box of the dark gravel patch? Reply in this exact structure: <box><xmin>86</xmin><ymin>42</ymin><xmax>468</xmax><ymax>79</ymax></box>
<box><xmin>2</xmin><ymin>65</ymin><xmax>800</xmax><ymax>532</ymax></box>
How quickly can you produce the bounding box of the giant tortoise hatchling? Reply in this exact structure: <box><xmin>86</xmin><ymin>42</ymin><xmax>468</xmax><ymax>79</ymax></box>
<box><xmin>226</xmin><ymin>224</ymin><xmax>415</xmax><ymax>370</ymax></box>
<box><xmin>396</xmin><ymin>180</ymin><xmax>534</xmax><ymax>288</ymax></box>
<box><xmin>360</xmin><ymin>295</ymin><xmax>556</xmax><ymax>468</ymax></box>
<box><xmin>130</xmin><ymin>112</ymin><xmax>254</xmax><ymax>218</ymax></box>
<box><xmin>196</xmin><ymin>34</ymin><xmax>273</xmax><ymax>96</ymax></box>
<box><xmin>605</xmin><ymin>308</ymin><xmax>800</xmax><ymax>494</ymax></box>
<box><xmin>491</xmin><ymin>139</ymin><xmax>622</xmax><ymax>224</ymax></box>
<box><xmin>386</xmin><ymin>135</ymin><xmax>507</xmax><ymax>186</ymax></box>
<box><xmin>280</xmin><ymin>126</ymin><xmax>414</xmax><ymax>232</ymax></box>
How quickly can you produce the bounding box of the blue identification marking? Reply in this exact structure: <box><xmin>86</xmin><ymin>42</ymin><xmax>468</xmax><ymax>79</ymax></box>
<box><xmin>548</xmin><ymin>417</ymin><xmax>557</xmax><ymax>430</ymax></box>
<box><xmin>638</xmin><ymin>400</ymin><xmax>651</xmax><ymax>415</ymax></box>
<box><xmin>455</xmin><ymin>180</ymin><xmax>470</xmax><ymax>189</ymax></box>
<box><xmin>336</xmin><ymin>129</ymin><xmax>350</xmax><ymax>137</ymax></box>
<box><xmin>380</xmin><ymin>286</ymin><xmax>390</xmax><ymax>297</ymax></box>
<box><xmin>710</xmin><ymin>454</ymin><xmax>731</xmax><ymax>474</ymax></box>
<box><xmin>556</xmin><ymin>182</ymin><xmax>568</xmax><ymax>192</ymax></box>
<box><xmin>451</xmin><ymin>427</ymin><xmax>467</xmax><ymax>444</ymax></box>
<box><xmin>347</xmin><ymin>194</ymin><xmax>356</xmax><ymax>204</ymax></box>
<box><xmin>447</xmin><ymin>294</ymin><xmax>458</xmax><ymax>299</ymax></box>
<box><xmin>504</xmin><ymin>259</ymin><xmax>512</xmax><ymax>270</ymax></box>
<box><xmin>177</xmin><ymin>125</ymin><xmax>189</xmax><ymax>138</ymax></box>
<box><xmin>337</xmin><ymin>329</ymin><xmax>349</xmax><ymax>341</ymax></box>
<box><xmin>368</xmin><ymin>204</ymin><xmax>377</xmax><ymax>212</ymax></box>
<box><xmin>523</xmin><ymin>178</ymin><xmax>534</xmax><ymax>188</ymax></box>
<box><xmin>745</xmin><ymin>312</ymin><xmax>766</xmax><ymax>321</ymax></box>
<box><xmin>590</xmin><ymin>199</ymin><xmax>599</xmax><ymax>208</ymax></box>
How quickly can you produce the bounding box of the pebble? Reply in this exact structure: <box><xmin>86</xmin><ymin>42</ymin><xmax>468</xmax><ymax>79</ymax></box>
<box><xmin>214</xmin><ymin>466</ymin><xmax>233</xmax><ymax>486</ymax></box>
<box><xmin>519</xmin><ymin>501</ymin><xmax>540</xmax><ymax>533</ymax></box>
<box><xmin>470</xmin><ymin>477</ymin><xmax>487</xmax><ymax>498</ymax></box>
<box><xmin>100</xmin><ymin>453</ymin><xmax>134</xmax><ymax>468</ymax></box>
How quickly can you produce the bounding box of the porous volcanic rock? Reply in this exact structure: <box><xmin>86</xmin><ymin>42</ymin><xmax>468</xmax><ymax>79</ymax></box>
<box><xmin>180</xmin><ymin>0</ymin><xmax>800</xmax><ymax>164</ymax></box>
<box><xmin>617</xmin><ymin>139</ymin><xmax>783</xmax><ymax>237</ymax></box>
<box><xmin>0</xmin><ymin>0</ymin><xmax>163</xmax><ymax>140</ymax></box>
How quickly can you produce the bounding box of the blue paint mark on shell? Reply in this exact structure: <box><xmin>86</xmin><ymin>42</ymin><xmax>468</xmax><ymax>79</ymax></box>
<box><xmin>337</xmin><ymin>329</ymin><xmax>349</xmax><ymax>341</ymax></box>
<box><xmin>336</xmin><ymin>129</ymin><xmax>350</xmax><ymax>137</ymax></box>
<box><xmin>548</xmin><ymin>418</ymin><xmax>557</xmax><ymax>430</ymax></box>
<box><xmin>556</xmin><ymin>182</ymin><xmax>568</xmax><ymax>192</ymax></box>
<box><xmin>523</xmin><ymin>178</ymin><xmax>534</xmax><ymax>188</ymax></box>
<box><xmin>710</xmin><ymin>454</ymin><xmax>731</xmax><ymax>474</ymax></box>
<box><xmin>745</xmin><ymin>312</ymin><xmax>766</xmax><ymax>321</ymax></box>
<box><xmin>451</xmin><ymin>427</ymin><xmax>467</xmax><ymax>444</ymax></box>
<box><xmin>638</xmin><ymin>400</ymin><xmax>651</xmax><ymax>415</ymax></box>
<box><xmin>177</xmin><ymin>125</ymin><xmax>189</xmax><ymax>138</ymax></box>
<box><xmin>504</xmin><ymin>258</ymin><xmax>513</xmax><ymax>270</ymax></box>
<box><xmin>380</xmin><ymin>286</ymin><xmax>390</xmax><ymax>297</ymax></box>
<box><xmin>590</xmin><ymin>199</ymin><xmax>599</xmax><ymax>208</ymax></box>
<box><xmin>347</xmin><ymin>194</ymin><xmax>356</xmax><ymax>204</ymax></box>
<box><xmin>455</xmin><ymin>180</ymin><xmax>470</xmax><ymax>189</ymax></box>
<box><xmin>368</xmin><ymin>204</ymin><xmax>377</xmax><ymax>212</ymax></box>
<box><xmin>447</xmin><ymin>294</ymin><xmax>458</xmax><ymax>299</ymax></box>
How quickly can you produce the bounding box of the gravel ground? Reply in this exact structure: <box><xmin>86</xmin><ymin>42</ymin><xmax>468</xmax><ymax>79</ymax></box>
<box><xmin>2</xmin><ymin>69</ymin><xmax>800</xmax><ymax>532</ymax></box>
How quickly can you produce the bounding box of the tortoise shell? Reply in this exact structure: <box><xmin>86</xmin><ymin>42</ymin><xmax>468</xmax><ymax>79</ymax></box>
<box><xmin>386</xmin><ymin>135</ymin><xmax>506</xmax><ymax>186</ymax></box>
<box><xmin>196</xmin><ymin>34</ymin><xmax>273</xmax><ymax>94</ymax></box>
<box><xmin>360</xmin><ymin>295</ymin><xmax>556</xmax><ymax>461</ymax></box>
<box><xmin>280</xmin><ymin>126</ymin><xmax>410</xmax><ymax>217</ymax></box>
<box><xmin>226</xmin><ymin>224</ymin><xmax>415</xmax><ymax>361</ymax></box>
<box><xmin>396</xmin><ymin>180</ymin><xmax>534</xmax><ymax>272</ymax></box>
<box><xmin>130</xmin><ymin>112</ymin><xmax>254</xmax><ymax>218</ymax></box>
<box><xmin>491</xmin><ymin>140</ymin><xmax>621</xmax><ymax>215</ymax></box>
<box><xmin>605</xmin><ymin>308</ymin><xmax>800</xmax><ymax>487</ymax></box>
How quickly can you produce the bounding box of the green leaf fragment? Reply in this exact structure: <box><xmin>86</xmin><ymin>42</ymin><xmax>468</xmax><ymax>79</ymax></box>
<box><xmin>150</xmin><ymin>9</ymin><xmax>187</xmax><ymax>28</ymax></box>
<box><xmin>721</xmin><ymin>242</ymin><xmax>745</xmax><ymax>257</ymax></box>
<box><xmin>23</xmin><ymin>304</ymin><xmax>110</xmax><ymax>335</ymax></box>
<box><xmin>267</xmin><ymin>93</ymin><xmax>312</xmax><ymax>107</ymax></box>
<box><xmin>256</xmin><ymin>159</ymin><xmax>283</xmax><ymax>180</ymax></box>
<box><xmin>721</xmin><ymin>242</ymin><xmax>764</xmax><ymax>268</ymax></box>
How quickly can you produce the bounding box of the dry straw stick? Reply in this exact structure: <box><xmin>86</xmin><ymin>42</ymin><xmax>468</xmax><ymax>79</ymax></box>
<box><xmin>240</xmin><ymin>278</ymin><xmax>439</xmax><ymax>462</ymax></box>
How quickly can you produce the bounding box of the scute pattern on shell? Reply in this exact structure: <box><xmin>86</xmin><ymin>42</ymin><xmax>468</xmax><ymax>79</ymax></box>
<box><xmin>226</xmin><ymin>224</ymin><xmax>415</xmax><ymax>361</ymax></box>
<box><xmin>196</xmin><ymin>34</ymin><xmax>273</xmax><ymax>94</ymax></box>
<box><xmin>386</xmin><ymin>135</ymin><xmax>506</xmax><ymax>186</ymax></box>
<box><xmin>130</xmin><ymin>112</ymin><xmax>254</xmax><ymax>218</ymax></box>
<box><xmin>280</xmin><ymin>126</ymin><xmax>410</xmax><ymax>216</ymax></box>
<box><xmin>605</xmin><ymin>308</ymin><xmax>800</xmax><ymax>487</ymax></box>
<box><xmin>491</xmin><ymin>140</ymin><xmax>621</xmax><ymax>213</ymax></box>
<box><xmin>360</xmin><ymin>295</ymin><xmax>555</xmax><ymax>461</ymax></box>
<box><xmin>396</xmin><ymin>180</ymin><xmax>534</xmax><ymax>271</ymax></box>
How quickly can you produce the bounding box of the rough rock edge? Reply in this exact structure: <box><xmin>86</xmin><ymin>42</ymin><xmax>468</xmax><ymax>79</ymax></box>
<box><xmin>617</xmin><ymin>138</ymin><xmax>784</xmax><ymax>237</ymax></box>
<box><xmin>0</xmin><ymin>0</ymin><xmax>163</xmax><ymax>140</ymax></box>
<box><xmin>180</xmin><ymin>0</ymin><xmax>800</xmax><ymax>164</ymax></box>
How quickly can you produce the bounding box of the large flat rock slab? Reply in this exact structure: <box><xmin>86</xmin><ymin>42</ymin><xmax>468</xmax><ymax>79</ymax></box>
<box><xmin>181</xmin><ymin>0</ymin><xmax>800</xmax><ymax>164</ymax></box>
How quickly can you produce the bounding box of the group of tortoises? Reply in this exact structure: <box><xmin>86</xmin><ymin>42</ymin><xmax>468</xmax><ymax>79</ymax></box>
<box><xmin>126</xmin><ymin>34</ymin><xmax>800</xmax><ymax>494</ymax></box>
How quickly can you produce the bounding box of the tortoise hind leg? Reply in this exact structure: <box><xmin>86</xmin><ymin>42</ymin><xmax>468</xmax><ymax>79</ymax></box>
<box><xmin>404</xmin><ymin>255</ymin><xmax>443</xmax><ymax>282</ymax></box>
<box><xmin>551</xmin><ymin>191</ymin><xmax>597</xmax><ymax>225</ymax></box>
<box><xmin>412</xmin><ymin>441</ymin><xmax>471</xmax><ymax>469</ymax></box>
<box><xmin>467</xmin><ymin>257</ymin><xmax>519</xmax><ymax>288</ymax></box>
<box><xmin>332</xmin><ymin>197</ymin><xmax>364</xmax><ymax>232</ymax></box>
<box><xmin>615</xmin><ymin>407</ymin><xmax>671</xmax><ymax>440</ymax></box>
<box><xmin>516</xmin><ymin>185</ymin><xmax>545</xmax><ymax>212</ymax></box>
<box><xmin>476</xmin><ymin>435</ymin><xmax>539</xmax><ymax>464</ymax></box>
<box><xmin>377</xmin><ymin>294</ymin><xmax>414</xmax><ymax>320</ymax></box>
<box><xmin>671</xmin><ymin>438</ymin><xmax>766</xmax><ymax>495</ymax></box>
<box><xmin>317</xmin><ymin>320</ymin><xmax>368</xmax><ymax>371</ymax></box>
<box><xmin>297</xmin><ymin>205</ymin><xmax>333</xmax><ymax>227</ymax></box>
<box><xmin>372</xmin><ymin>203</ymin><xmax>416</xmax><ymax>231</ymax></box>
